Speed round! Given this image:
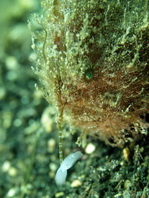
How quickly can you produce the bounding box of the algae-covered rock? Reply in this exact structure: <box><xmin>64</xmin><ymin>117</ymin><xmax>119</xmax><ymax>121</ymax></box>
<box><xmin>32</xmin><ymin>0</ymin><xmax>149</xmax><ymax>147</ymax></box>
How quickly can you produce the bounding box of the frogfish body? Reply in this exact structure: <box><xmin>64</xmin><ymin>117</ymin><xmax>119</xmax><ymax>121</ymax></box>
<box><xmin>32</xmin><ymin>0</ymin><xmax>149</xmax><ymax>147</ymax></box>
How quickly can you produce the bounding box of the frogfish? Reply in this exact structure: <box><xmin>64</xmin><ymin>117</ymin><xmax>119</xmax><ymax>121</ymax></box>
<box><xmin>31</xmin><ymin>0</ymin><xmax>149</xmax><ymax>147</ymax></box>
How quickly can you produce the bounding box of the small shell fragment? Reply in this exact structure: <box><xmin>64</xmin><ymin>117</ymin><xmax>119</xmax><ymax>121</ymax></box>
<box><xmin>55</xmin><ymin>151</ymin><xmax>83</xmax><ymax>186</ymax></box>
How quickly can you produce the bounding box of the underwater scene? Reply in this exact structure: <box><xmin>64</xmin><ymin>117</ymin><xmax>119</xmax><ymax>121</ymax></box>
<box><xmin>0</xmin><ymin>0</ymin><xmax>149</xmax><ymax>197</ymax></box>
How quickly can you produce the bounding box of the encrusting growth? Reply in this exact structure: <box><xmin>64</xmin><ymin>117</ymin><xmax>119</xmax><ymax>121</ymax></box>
<box><xmin>31</xmin><ymin>0</ymin><xmax>149</xmax><ymax>148</ymax></box>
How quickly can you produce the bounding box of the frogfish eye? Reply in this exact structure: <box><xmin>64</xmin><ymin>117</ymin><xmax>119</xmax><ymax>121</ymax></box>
<box><xmin>85</xmin><ymin>69</ymin><xmax>94</xmax><ymax>81</ymax></box>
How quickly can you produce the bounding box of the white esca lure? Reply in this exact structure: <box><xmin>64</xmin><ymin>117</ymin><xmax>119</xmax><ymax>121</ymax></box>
<box><xmin>55</xmin><ymin>151</ymin><xmax>83</xmax><ymax>186</ymax></box>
